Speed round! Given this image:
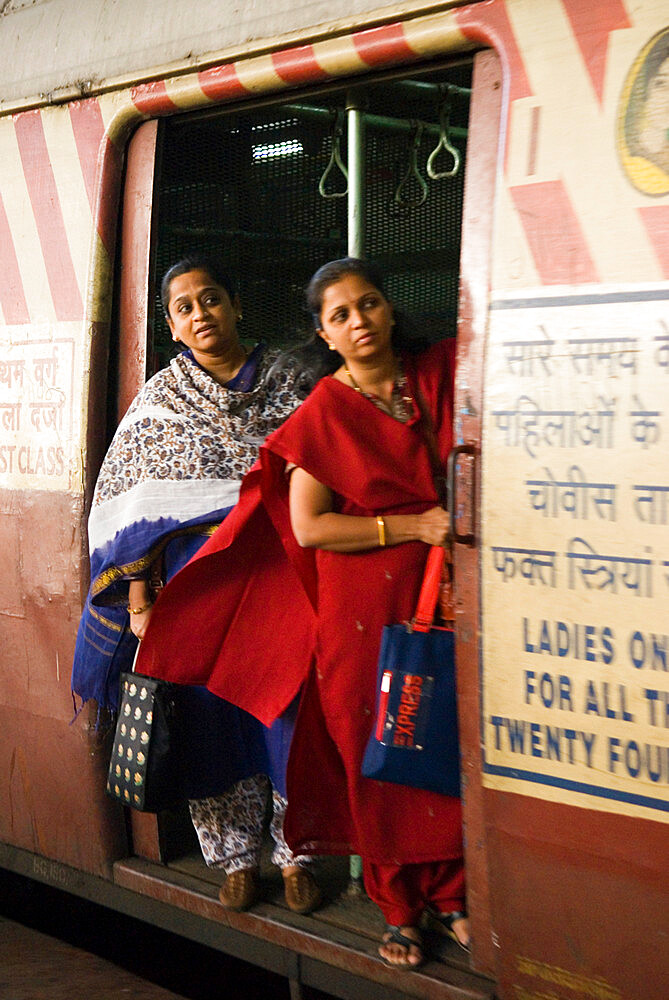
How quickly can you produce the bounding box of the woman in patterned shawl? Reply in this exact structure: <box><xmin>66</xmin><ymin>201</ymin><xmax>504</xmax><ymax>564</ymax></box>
<box><xmin>71</xmin><ymin>255</ymin><xmax>321</xmax><ymax>915</ymax></box>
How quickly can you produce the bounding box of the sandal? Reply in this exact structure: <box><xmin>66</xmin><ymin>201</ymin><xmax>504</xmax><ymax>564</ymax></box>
<box><xmin>282</xmin><ymin>867</ymin><xmax>322</xmax><ymax>915</ymax></box>
<box><xmin>218</xmin><ymin>867</ymin><xmax>260</xmax><ymax>911</ymax></box>
<box><xmin>427</xmin><ymin>909</ymin><xmax>470</xmax><ymax>952</ymax></box>
<box><xmin>379</xmin><ymin>925</ymin><xmax>425</xmax><ymax>970</ymax></box>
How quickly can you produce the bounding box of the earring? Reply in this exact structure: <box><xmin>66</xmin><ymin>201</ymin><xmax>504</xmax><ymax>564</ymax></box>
<box><xmin>237</xmin><ymin>313</ymin><xmax>243</xmax><ymax>321</ymax></box>
<box><xmin>327</xmin><ymin>342</ymin><xmax>336</xmax><ymax>351</ymax></box>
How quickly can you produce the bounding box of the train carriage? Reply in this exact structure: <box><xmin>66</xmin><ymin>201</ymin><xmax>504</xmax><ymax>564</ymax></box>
<box><xmin>0</xmin><ymin>1</ymin><xmax>667</xmax><ymax>998</ymax></box>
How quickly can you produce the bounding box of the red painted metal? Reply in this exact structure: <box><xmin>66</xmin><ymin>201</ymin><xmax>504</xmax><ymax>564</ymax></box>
<box><xmin>115</xmin><ymin>117</ymin><xmax>166</xmax><ymax>861</ymax></box>
<box><xmin>5</xmin><ymin>5</ymin><xmax>666</xmax><ymax>997</ymax></box>
<box><xmin>455</xmin><ymin>0</ymin><xmax>531</xmax><ymax>105</ymax></box>
<box><xmin>0</xmin><ymin>489</ymin><xmax>128</xmax><ymax>878</ymax></box>
<box><xmin>117</xmin><ymin>118</ymin><xmax>161</xmax><ymax>421</ymax></box>
<box><xmin>198</xmin><ymin>63</ymin><xmax>247</xmax><ymax>102</ymax></box>
<box><xmin>94</xmin><ymin>134</ymin><xmax>124</xmax><ymax>257</ymax></box>
<box><xmin>510</xmin><ymin>180</ymin><xmax>599</xmax><ymax>285</ymax></box>
<box><xmin>0</xmin><ymin>192</ymin><xmax>29</xmax><ymax>324</ymax></box>
<box><xmin>131</xmin><ymin>80</ymin><xmax>179</xmax><ymax>116</ymax></box>
<box><xmin>638</xmin><ymin>205</ymin><xmax>669</xmax><ymax>278</ymax></box>
<box><xmin>487</xmin><ymin>795</ymin><xmax>669</xmax><ymax>1000</ymax></box>
<box><xmin>561</xmin><ymin>0</ymin><xmax>631</xmax><ymax>104</ymax></box>
<box><xmin>69</xmin><ymin>99</ymin><xmax>107</xmax><ymax>213</ymax></box>
<box><xmin>352</xmin><ymin>23</ymin><xmax>416</xmax><ymax>67</ymax></box>
<box><xmin>272</xmin><ymin>44</ymin><xmax>329</xmax><ymax>85</ymax></box>
<box><xmin>13</xmin><ymin>110</ymin><xmax>83</xmax><ymax>322</ymax></box>
<box><xmin>454</xmin><ymin>49</ymin><xmax>503</xmax><ymax>979</ymax></box>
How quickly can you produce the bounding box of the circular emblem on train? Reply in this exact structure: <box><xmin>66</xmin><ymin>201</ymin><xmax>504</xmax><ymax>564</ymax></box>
<box><xmin>617</xmin><ymin>28</ymin><xmax>669</xmax><ymax>195</ymax></box>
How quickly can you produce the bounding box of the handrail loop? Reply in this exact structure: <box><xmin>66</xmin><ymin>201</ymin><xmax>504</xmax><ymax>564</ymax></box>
<box><xmin>426</xmin><ymin>89</ymin><xmax>461</xmax><ymax>181</ymax></box>
<box><xmin>318</xmin><ymin>110</ymin><xmax>348</xmax><ymax>199</ymax></box>
<box><xmin>391</xmin><ymin>121</ymin><xmax>428</xmax><ymax>213</ymax></box>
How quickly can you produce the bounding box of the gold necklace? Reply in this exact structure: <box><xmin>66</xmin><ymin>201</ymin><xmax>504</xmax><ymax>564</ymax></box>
<box><xmin>344</xmin><ymin>363</ymin><xmax>412</xmax><ymax>419</ymax></box>
<box><xmin>343</xmin><ymin>367</ymin><xmax>364</xmax><ymax>394</ymax></box>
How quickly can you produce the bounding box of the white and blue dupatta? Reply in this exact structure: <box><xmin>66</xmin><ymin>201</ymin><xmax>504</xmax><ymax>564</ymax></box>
<box><xmin>71</xmin><ymin>345</ymin><xmax>300</xmax><ymax>716</ymax></box>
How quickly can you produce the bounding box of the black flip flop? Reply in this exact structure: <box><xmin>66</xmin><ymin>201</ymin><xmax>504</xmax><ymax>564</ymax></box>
<box><xmin>379</xmin><ymin>925</ymin><xmax>425</xmax><ymax>970</ymax></box>
<box><xmin>426</xmin><ymin>909</ymin><xmax>470</xmax><ymax>952</ymax></box>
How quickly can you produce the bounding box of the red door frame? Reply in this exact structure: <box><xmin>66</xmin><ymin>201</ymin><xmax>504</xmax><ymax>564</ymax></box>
<box><xmin>114</xmin><ymin>47</ymin><xmax>503</xmax><ymax>979</ymax></box>
<box><xmin>454</xmin><ymin>48</ymin><xmax>502</xmax><ymax>977</ymax></box>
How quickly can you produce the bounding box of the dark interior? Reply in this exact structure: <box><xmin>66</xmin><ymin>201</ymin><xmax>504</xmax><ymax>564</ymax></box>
<box><xmin>149</xmin><ymin>60</ymin><xmax>472</xmax><ymax>372</ymax></box>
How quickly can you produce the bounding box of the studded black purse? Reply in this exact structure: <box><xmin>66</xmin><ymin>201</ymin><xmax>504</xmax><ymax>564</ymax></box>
<box><xmin>106</xmin><ymin>671</ymin><xmax>185</xmax><ymax>812</ymax></box>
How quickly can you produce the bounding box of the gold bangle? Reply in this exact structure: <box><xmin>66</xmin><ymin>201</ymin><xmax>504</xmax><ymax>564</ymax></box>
<box><xmin>127</xmin><ymin>601</ymin><xmax>153</xmax><ymax>615</ymax></box>
<box><xmin>376</xmin><ymin>515</ymin><xmax>386</xmax><ymax>547</ymax></box>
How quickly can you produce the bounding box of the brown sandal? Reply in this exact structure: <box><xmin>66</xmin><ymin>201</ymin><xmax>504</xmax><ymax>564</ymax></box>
<box><xmin>282</xmin><ymin>867</ymin><xmax>322</xmax><ymax>914</ymax></box>
<box><xmin>218</xmin><ymin>867</ymin><xmax>260</xmax><ymax>911</ymax></box>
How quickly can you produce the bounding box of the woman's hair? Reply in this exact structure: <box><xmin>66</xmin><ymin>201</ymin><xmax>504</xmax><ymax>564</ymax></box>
<box><xmin>641</xmin><ymin>36</ymin><xmax>669</xmax><ymax>97</ymax></box>
<box><xmin>625</xmin><ymin>33</ymin><xmax>669</xmax><ymax>154</ymax></box>
<box><xmin>160</xmin><ymin>255</ymin><xmax>237</xmax><ymax>317</ymax></box>
<box><xmin>281</xmin><ymin>257</ymin><xmax>430</xmax><ymax>390</ymax></box>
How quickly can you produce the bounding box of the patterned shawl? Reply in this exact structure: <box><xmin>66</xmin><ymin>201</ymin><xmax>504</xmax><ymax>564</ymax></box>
<box><xmin>71</xmin><ymin>345</ymin><xmax>301</xmax><ymax>713</ymax></box>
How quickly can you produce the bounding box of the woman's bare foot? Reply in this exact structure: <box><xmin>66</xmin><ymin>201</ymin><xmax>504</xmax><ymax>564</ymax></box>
<box><xmin>447</xmin><ymin>914</ymin><xmax>470</xmax><ymax>949</ymax></box>
<box><xmin>379</xmin><ymin>925</ymin><xmax>424</xmax><ymax>969</ymax></box>
<box><xmin>429</xmin><ymin>910</ymin><xmax>471</xmax><ymax>951</ymax></box>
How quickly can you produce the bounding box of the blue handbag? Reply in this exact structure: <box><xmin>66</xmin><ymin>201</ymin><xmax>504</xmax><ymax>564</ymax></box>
<box><xmin>361</xmin><ymin>545</ymin><xmax>461</xmax><ymax>797</ymax></box>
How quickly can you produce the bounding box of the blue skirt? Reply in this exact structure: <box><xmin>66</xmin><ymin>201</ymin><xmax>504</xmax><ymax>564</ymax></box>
<box><xmin>72</xmin><ymin>530</ymin><xmax>295</xmax><ymax>800</ymax></box>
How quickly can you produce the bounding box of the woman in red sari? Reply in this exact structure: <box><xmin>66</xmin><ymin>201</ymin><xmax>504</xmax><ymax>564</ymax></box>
<box><xmin>139</xmin><ymin>257</ymin><xmax>468</xmax><ymax>968</ymax></box>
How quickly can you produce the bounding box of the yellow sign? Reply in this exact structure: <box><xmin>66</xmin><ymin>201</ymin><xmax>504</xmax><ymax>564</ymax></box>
<box><xmin>481</xmin><ymin>286</ymin><xmax>669</xmax><ymax>823</ymax></box>
<box><xmin>0</xmin><ymin>323</ymin><xmax>80</xmax><ymax>491</ymax></box>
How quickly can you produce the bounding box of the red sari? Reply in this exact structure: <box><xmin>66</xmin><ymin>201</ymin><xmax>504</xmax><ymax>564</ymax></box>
<box><xmin>139</xmin><ymin>338</ymin><xmax>461</xmax><ymax>868</ymax></box>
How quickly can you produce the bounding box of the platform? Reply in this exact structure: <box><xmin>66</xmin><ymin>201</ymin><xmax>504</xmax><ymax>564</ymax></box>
<box><xmin>0</xmin><ymin>915</ymin><xmax>185</xmax><ymax>1000</ymax></box>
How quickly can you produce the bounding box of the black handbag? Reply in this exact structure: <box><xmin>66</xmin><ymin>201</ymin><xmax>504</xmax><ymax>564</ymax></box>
<box><xmin>106</xmin><ymin>669</ymin><xmax>186</xmax><ymax>812</ymax></box>
<box><xmin>361</xmin><ymin>545</ymin><xmax>461</xmax><ymax>797</ymax></box>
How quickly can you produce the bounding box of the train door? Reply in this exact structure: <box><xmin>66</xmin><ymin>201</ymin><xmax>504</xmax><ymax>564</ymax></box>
<box><xmin>106</xmin><ymin>46</ymin><xmax>502</xmax><ymax>990</ymax></box>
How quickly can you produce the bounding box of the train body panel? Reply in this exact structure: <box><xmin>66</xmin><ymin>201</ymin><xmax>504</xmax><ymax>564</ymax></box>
<box><xmin>1</xmin><ymin>0</ymin><xmax>465</xmax><ymax>111</ymax></box>
<box><xmin>0</xmin><ymin>2</ymin><xmax>667</xmax><ymax>998</ymax></box>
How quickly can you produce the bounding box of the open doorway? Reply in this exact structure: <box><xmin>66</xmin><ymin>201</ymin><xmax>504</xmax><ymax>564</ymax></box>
<box><xmin>112</xmin><ymin>50</ymin><xmax>500</xmax><ymax>989</ymax></box>
<box><xmin>147</xmin><ymin>61</ymin><xmax>472</xmax><ymax>371</ymax></box>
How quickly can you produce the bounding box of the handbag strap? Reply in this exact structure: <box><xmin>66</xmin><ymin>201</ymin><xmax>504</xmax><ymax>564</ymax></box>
<box><xmin>412</xmin><ymin>545</ymin><xmax>445</xmax><ymax>633</ymax></box>
<box><xmin>406</xmin><ymin>359</ymin><xmax>456</xmax><ymax>632</ymax></box>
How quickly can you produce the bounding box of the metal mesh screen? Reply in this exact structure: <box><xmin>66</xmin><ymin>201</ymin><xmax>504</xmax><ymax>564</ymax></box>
<box><xmin>151</xmin><ymin>66</ymin><xmax>471</xmax><ymax>370</ymax></box>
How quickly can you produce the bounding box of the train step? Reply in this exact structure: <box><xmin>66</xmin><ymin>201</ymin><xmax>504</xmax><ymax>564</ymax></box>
<box><xmin>114</xmin><ymin>853</ymin><xmax>497</xmax><ymax>1000</ymax></box>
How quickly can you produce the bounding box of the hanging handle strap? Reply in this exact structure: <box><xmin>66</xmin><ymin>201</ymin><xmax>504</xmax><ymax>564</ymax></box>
<box><xmin>426</xmin><ymin>91</ymin><xmax>461</xmax><ymax>180</ymax></box>
<box><xmin>392</xmin><ymin>121</ymin><xmax>428</xmax><ymax>212</ymax></box>
<box><xmin>318</xmin><ymin>111</ymin><xmax>348</xmax><ymax>199</ymax></box>
<box><xmin>412</xmin><ymin>545</ymin><xmax>445</xmax><ymax>633</ymax></box>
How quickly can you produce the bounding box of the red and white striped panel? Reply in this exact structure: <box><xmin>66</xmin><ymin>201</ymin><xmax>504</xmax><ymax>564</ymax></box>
<box><xmin>1</xmin><ymin>1</ymin><xmax>667</xmax><ymax>498</ymax></box>
<box><xmin>1</xmin><ymin>1</ymin><xmax>667</xmax><ymax>329</ymax></box>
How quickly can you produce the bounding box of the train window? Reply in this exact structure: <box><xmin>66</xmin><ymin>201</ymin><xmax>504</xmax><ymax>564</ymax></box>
<box><xmin>144</xmin><ymin>63</ymin><xmax>472</xmax><ymax>373</ymax></box>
